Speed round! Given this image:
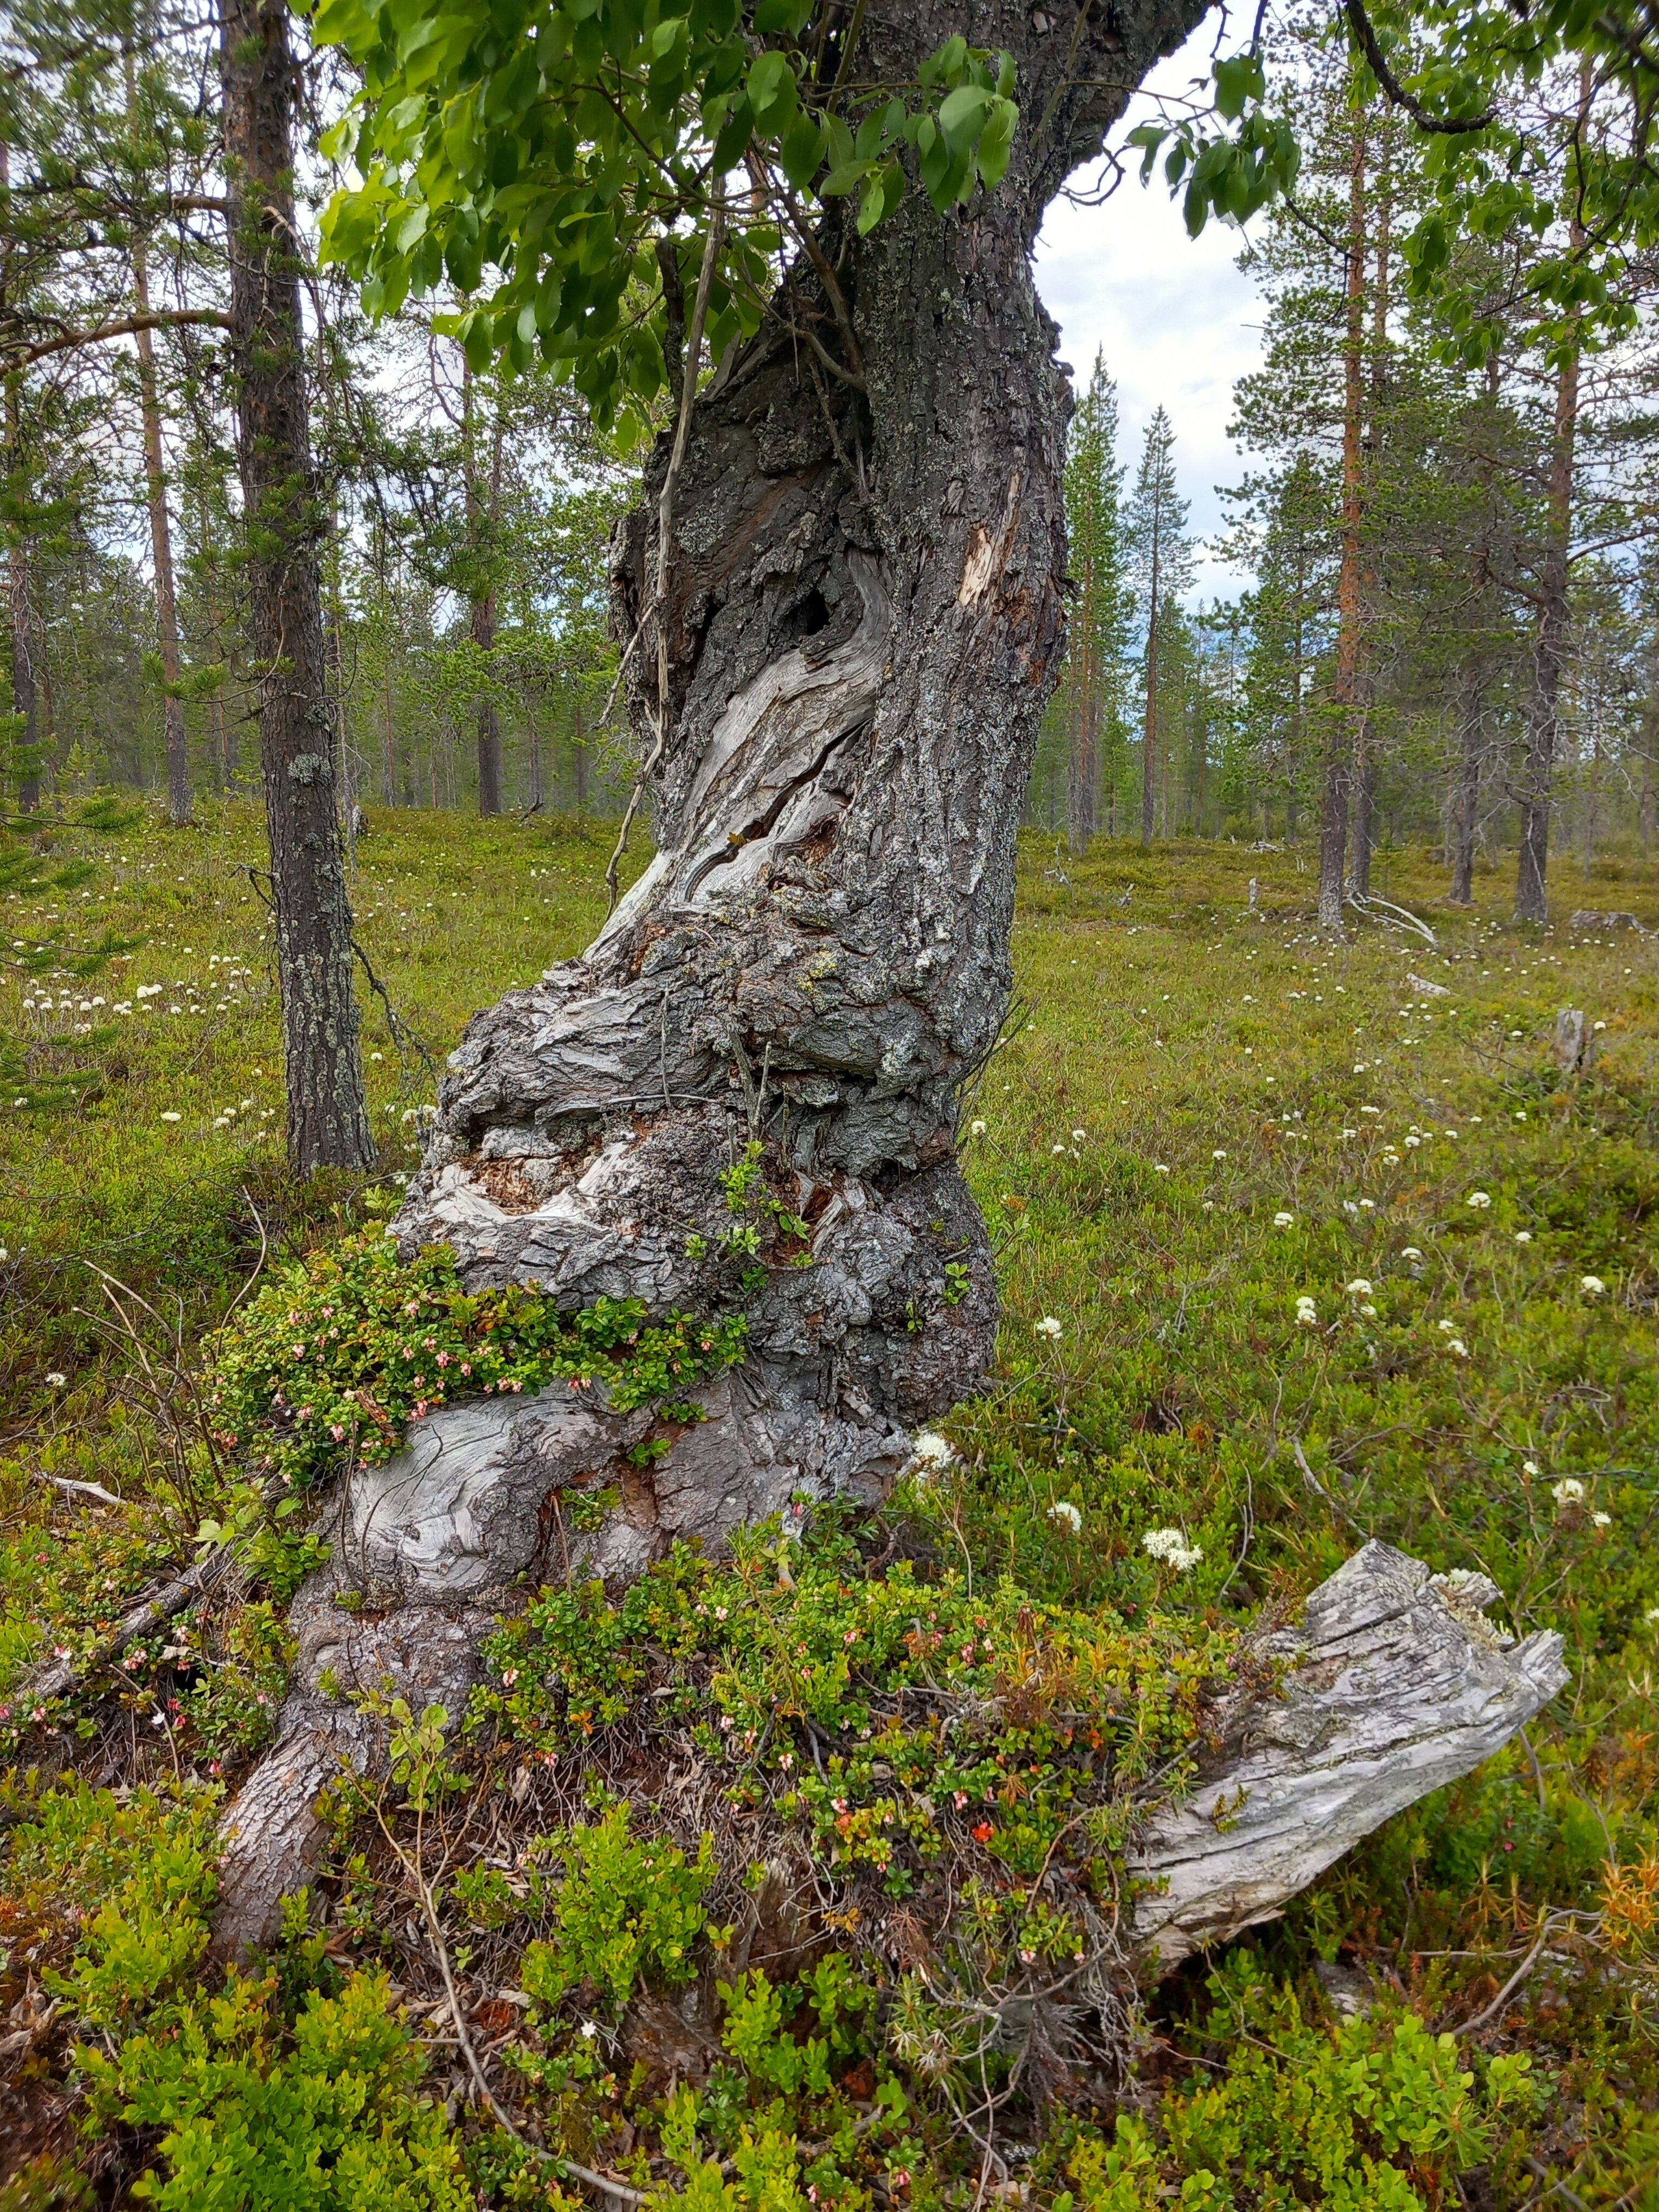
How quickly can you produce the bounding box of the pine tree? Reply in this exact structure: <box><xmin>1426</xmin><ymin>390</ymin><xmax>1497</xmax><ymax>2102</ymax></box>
<box><xmin>1127</xmin><ymin>406</ymin><xmax>1193</xmax><ymax>848</ymax></box>
<box><xmin>1060</xmin><ymin>352</ymin><xmax>1131</xmax><ymax>853</ymax></box>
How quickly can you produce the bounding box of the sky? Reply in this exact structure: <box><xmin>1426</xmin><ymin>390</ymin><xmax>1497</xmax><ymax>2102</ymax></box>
<box><xmin>1033</xmin><ymin>24</ymin><xmax>1269</xmax><ymax>602</ymax></box>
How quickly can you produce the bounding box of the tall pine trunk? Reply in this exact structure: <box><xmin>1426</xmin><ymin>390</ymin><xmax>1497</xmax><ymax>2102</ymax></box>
<box><xmin>1449</xmin><ymin>653</ymin><xmax>1487</xmax><ymax>903</ymax></box>
<box><xmin>1347</xmin><ymin>130</ymin><xmax>1390</xmax><ymax>904</ymax></box>
<box><xmin>1141</xmin><ymin>538</ymin><xmax>1160</xmax><ymax>847</ymax></box>
<box><xmin>1514</xmin><ymin>345</ymin><xmax>1578</xmax><ymax>923</ymax></box>
<box><xmin>215</xmin><ymin>0</ymin><xmax>1222</xmax><ymax>1945</ymax></box>
<box><xmin>220</xmin><ymin>0</ymin><xmax>372</xmax><ymax>1171</ymax></box>
<box><xmin>464</xmin><ymin>363</ymin><xmax>504</xmax><ymax>816</ymax></box>
<box><xmin>1318</xmin><ymin>104</ymin><xmax>1366</xmax><ymax>931</ymax></box>
<box><xmin>4</xmin><ymin>380</ymin><xmax>38</xmax><ymax>816</ymax></box>
<box><xmin>1514</xmin><ymin>70</ymin><xmax>1587</xmax><ymax>927</ymax></box>
<box><xmin>127</xmin><ymin>44</ymin><xmax>192</xmax><ymax>832</ymax></box>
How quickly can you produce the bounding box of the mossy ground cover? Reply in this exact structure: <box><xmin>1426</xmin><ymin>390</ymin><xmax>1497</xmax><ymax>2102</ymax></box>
<box><xmin>2</xmin><ymin>808</ymin><xmax>1657</xmax><ymax>2207</ymax></box>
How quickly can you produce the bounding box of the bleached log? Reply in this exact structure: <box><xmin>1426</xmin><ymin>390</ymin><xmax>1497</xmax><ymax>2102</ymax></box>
<box><xmin>1130</xmin><ymin>1540</ymin><xmax>1567</xmax><ymax>1970</ymax></box>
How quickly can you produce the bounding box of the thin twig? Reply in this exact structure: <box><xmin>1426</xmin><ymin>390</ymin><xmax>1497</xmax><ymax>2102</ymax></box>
<box><xmin>353</xmin><ymin>937</ymin><xmax>438</xmax><ymax>1077</ymax></box>
<box><xmin>32</xmin><ymin>1470</ymin><xmax>127</xmax><ymax>1508</ymax></box>
<box><xmin>1452</xmin><ymin>1916</ymin><xmax>1554</xmax><ymax>2036</ymax></box>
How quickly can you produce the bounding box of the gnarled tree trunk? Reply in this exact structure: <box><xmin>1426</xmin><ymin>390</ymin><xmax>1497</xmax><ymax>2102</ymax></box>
<box><xmin>214</xmin><ymin>0</ymin><xmax>1561</xmax><ymax>1956</ymax></box>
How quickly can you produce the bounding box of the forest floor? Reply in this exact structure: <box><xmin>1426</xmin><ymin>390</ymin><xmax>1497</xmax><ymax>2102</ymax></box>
<box><xmin>3</xmin><ymin>805</ymin><xmax>1658</xmax><ymax>2205</ymax></box>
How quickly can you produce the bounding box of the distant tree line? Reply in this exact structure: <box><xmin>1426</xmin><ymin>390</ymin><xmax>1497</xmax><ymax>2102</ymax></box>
<box><xmin>0</xmin><ymin>0</ymin><xmax>639</xmax><ymax>832</ymax></box>
<box><xmin>1028</xmin><ymin>22</ymin><xmax>1659</xmax><ymax>919</ymax></box>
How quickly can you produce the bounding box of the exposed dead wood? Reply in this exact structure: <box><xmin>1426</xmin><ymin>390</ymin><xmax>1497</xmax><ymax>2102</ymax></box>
<box><xmin>1130</xmin><ymin>1542</ymin><xmax>1567</xmax><ymax>1969</ymax></box>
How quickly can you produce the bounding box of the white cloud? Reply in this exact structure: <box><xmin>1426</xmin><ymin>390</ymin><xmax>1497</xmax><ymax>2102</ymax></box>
<box><xmin>1033</xmin><ymin>25</ymin><xmax>1266</xmax><ymax>602</ymax></box>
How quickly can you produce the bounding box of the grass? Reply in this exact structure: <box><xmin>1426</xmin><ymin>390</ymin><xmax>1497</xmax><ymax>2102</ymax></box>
<box><xmin>3</xmin><ymin>807</ymin><xmax>1658</xmax><ymax>2203</ymax></box>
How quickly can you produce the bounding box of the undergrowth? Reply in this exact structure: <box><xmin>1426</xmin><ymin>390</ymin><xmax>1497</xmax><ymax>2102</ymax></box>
<box><xmin>2</xmin><ymin>819</ymin><xmax>1658</xmax><ymax>2204</ymax></box>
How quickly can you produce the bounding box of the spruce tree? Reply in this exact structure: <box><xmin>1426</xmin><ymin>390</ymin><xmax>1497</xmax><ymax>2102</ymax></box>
<box><xmin>1060</xmin><ymin>351</ymin><xmax>1130</xmax><ymax>853</ymax></box>
<box><xmin>1127</xmin><ymin>406</ymin><xmax>1193</xmax><ymax>848</ymax></box>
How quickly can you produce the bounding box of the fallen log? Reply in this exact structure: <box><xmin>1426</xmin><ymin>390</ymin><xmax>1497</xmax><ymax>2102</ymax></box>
<box><xmin>1130</xmin><ymin>1541</ymin><xmax>1567</xmax><ymax>1969</ymax></box>
<box><xmin>18</xmin><ymin>1542</ymin><xmax>242</xmax><ymax>1707</ymax></box>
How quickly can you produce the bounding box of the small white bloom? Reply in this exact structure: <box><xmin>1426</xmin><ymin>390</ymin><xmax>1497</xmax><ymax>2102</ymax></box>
<box><xmin>1515</xmin><ymin>1231</ymin><xmax>1533</xmax><ymax>1244</ymax></box>
<box><xmin>1645</xmin><ymin>1607</ymin><xmax>1659</xmax><ymax>1625</ymax></box>
<box><xmin>1437</xmin><ymin>1319</ymin><xmax>1456</xmax><ymax>1332</ymax></box>
<box><xmin>1154</xmin><ymin>1162</ymin><xmax>1170</xmax><ymax>1174</ymax></box>
<box><xmin>1034</xmin><ymin>1315</ymin><xmax>1063</xmax><ymax>1340</ymax></box>
<box><xmin>1051</xmin><ymin>1141</ymin><xmax>1066</xmax><ymax>1154</ymax></box>
<box><xmin>1212</xmin><ymin>1148</ymin><xmax>1227</xmax><ymax>1161</ymax></box>
<box><xmin>1591</xmin><ymin>1510</ymin><xmax>1611</xmax><ymax>1528</ymax></box>
<box><xmin>910</xmin><ymin>1431</ymin><xmax>956</xmax><ymax>1474</ymax></box>
<box><xmin>1295</xmin><ymin>1296</ymin><xmax>1319</xmax><ymax>1326</ymax></box>
<box><xmin>1047</xmin><ymin>1501</ymin><xmax>1082</xmax><ymax>1534</ymax></box>
<box><xmin>160</xmin><ymin>1111</ymin><xmax>182</xmax><ymax>1123</ymax></box>
<box><xmin>1580</xmin><ymin>1275</ymin><xmax>1605</xmax><ymax>1297</ymax></box>
<box><xmin>1401</xmin><ymin>1247</ymin><xmax>1423</xmax><ymax>1261</ymax></box>
<box><xmin>1523</xmin><ymin>1461</ymin><xmax>1540</xmax><ymax>1477</ymax></box>
<box><xmin>1446</xmin><ymin>1338</ymin><xmax>1468</xmax><ymax>1358</ymax></box>
<box><xmin>1143</xmin><ymin>1527</ymin><xmax>1203</xmax><ymax>1571</ymax></box>
<box><xmin>1345</xmin><ymin>1279</ymin><xmax>1373</xmax><ymax>1297</ymax></box>
<box><xmin>45</xmin><ymin>1371</ymin><xmax>67</xmax><ymax>1387</ymax></box>
<box><xmin>1465</xmin><ymin>1191</ymin><xmax>1492</xmax><ymax>1210</ymax></box>
<box><xmin>580</xmin><ymin>2021</ymin><xmax>599</xmax><ymax>2040</ymax></box>
<box><xmin>969</xmin><ymin>1119</ymin><xmax>987</xmax><ymax>1136</ymax></box>
<box><xmin>1071</xmin><ymin>1128</ymin><xmax>1086</xmax><ymax>1142</ymax></box>
<box><xmin>1360</xmin><ymin>1303</ymin><xmax>1378</xmax><ymax>1317</ymax></box>
<box><xmin>1274</xmin><ymin>1210</ymin><xmax>1295</xmax><ymax>1227</ymax></box>
<box><xmin>1551</xmin><ymin>1478</ymin><xmax>1585</xmax><ymax>1506</ymax></box>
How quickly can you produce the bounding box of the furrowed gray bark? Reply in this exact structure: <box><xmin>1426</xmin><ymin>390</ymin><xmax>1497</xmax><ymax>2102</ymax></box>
<box><xmin>212</xmin><ymin>0</ymin><xmax>1562</xmax><ymax>1959</ymax></box>
<box><xmin>221</xmin><ymin>0</ymin><xmax>374</xmax><ymax>1172</ymax></box>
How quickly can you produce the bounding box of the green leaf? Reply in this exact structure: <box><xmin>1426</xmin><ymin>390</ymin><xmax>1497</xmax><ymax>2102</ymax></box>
<box><xmin>976</xmin><ymin>97</ymin><xmax>1017</xmax><ymax>189</ymax></box>
<box><xmin>780</xmin><ymin>111</ymin><xmax>822</xmax><ymax>191</ymax></box>
<box><xmin>1213</xmin><ymin>53</ymin><xmax>1263</xmax><ymax>123</ymax></box>
<box><xmin>938</xmin><ymin>83</ymin><xmax>990</xmax><ymax>153</ymax></box>
<box><xmin>857</xmin><ymin>156</ymin><xmax>903</xmax><ymax>235</ymax></box>
<box><xmin>746</xmin><ymin>50</ymin><xmax>797</xmax><ymax>128</ymax></box>
<box><xmin>311</xmin><ymin>0</ymin><xmax>377</xmax><ymax>49</ymax></box>
<box><xmin>819</xmin><ymin>158</ymin><xmax>869</xmax><ymax>198</ymax></box>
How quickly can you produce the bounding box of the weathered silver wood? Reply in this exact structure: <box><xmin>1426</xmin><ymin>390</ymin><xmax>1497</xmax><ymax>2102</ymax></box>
<box><xmin>1130</xmin><ymin>1541</ymin><xmax>1567</xmax><ymax>1969</ymax></box>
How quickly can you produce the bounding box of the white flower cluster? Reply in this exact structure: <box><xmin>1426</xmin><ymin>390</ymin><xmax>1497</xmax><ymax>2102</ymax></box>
<box><xmin>1034</xmin><ymin>1315</ymin><xmax>1063</xmax><ymax>1340</ymax></box>
<box><xmin>908</xmin><ymin>1431</ymin><xmax>956</xmax><ymax>1481</ymax></box>
<box><xmin>1142</xmin><ymin>1526</ymin><xmax>1203</xmax><ymax>1572</ymax></box>
<box><xmin>1294</xmin><ymin>1295</ymin><xmax>1319</xmax><ymax>1326</ymax></box>
<box><xmin>1047</xmin><ymin>1501</ymin><xmax>1082</xmax><ymax>1534</ymax></box>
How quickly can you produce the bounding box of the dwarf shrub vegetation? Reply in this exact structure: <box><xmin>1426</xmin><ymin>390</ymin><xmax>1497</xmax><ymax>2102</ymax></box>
<box><xmin>6</xmin><ymin>821</ymin><xmax>1659</xmax><ymax>2204</ymax></box>
<box><xmin>472</xmin><ymin>1517</ymin><xmax>1237</xmax><ymax>1970</ymax></box>
<box><xmin>2</xmin><ymin>1779</ymin><xmax>466</xmax><ymax>2209</ymax></box>
<box><xmin>205</xmin><ymin>1227</ymin><xmax>748</xmax><ymax>1490</ymax></box>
